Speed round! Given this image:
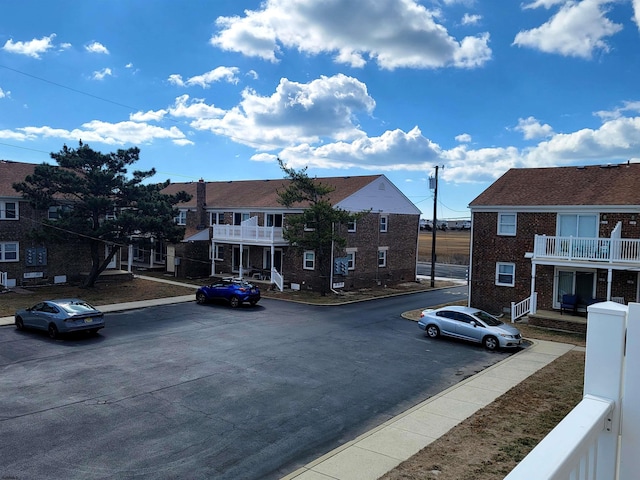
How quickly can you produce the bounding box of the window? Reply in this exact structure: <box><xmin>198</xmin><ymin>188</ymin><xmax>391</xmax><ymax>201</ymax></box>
<box><xmin>378</xmin><ymin>248</ymin><xmax>387</xmax><ymax>267</ymax></box>
<box><xmin>496</xmin><ymin>262</ymin><xmax>515</xmax><ymax>287</ymax></box>
<box><xmin>346</xmin><ymin>249</ymin><xmax>357</xmax><ymax>270</ymax></box>
<box><xmin>0</xmin><ymin>242</ymin><xmax>18</xmax><ymax>262</ymax></box>
<box><xmin>48</xmin><ymin>204</ymin><xmax>73</xmax><ymax>220</ymax></box>
<box><xmin>0</xmin><ymin>201</ymin><xmax>18</xmax><ymax>220</ymax></box>
<box><xmin>175</xmin><ymin>210</ymin><xmax>187</xmax><ymax>225</ymax></box>
<box><xmin>266</xmin><ymin>213</ymin><xmax>283</xmax><ymax>227</ymax></box>
<box><xmin>380</xmin><ymin>215</ymin><xmax>388</xmax><ymax>232</ymax></box>
<box><xmin>303</xmin><ymin>251</ymin><xmax>315</xmax><ymax>270</ymax></box>
<box><xmin>234</xmin><ymin>212</ymin><xmax>250</xmax><ymax>225</ymax></box>
<box><xmin>214</xmin><ymin>244</ymin><xmax>224</xmax><ymax>260</ymax></box>
<box><xmin>210</xmin><ymin>212</ymin><xmax>225</xmax><ymax>225</ymax></box>
<box><xmin>498</xmin><ymin>213</ymin><xmax>516</xmax><ymax>236</ymax></box>
<box><xmin>347</xmin><ymin>220</ymin><xmax>356</xmax><ymax>232</ymax></box>
<box><xmin>558</xmin><ymin>214</ymin><xmax>597</xmax><ymax>238</ymax></box>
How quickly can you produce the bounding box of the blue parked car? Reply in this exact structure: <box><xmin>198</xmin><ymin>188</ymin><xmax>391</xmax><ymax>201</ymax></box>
<box><xmin>15</xmin><ymin>298</ymin><xmax>105</xmax><ymax>339</ymax></box>
<box><xmin>196</xmin><ymin>279</ymin><xmax>261</xmax><ymax>308</ymax></box>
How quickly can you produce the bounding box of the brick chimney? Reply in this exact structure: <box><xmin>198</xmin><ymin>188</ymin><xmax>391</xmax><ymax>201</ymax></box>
<box><xmin>196</xmin><ymin>178</ymin><xmax>207</xmax><ymax>229</ymax></box>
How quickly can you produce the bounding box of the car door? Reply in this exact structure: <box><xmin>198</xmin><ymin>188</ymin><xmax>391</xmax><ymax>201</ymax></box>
<box><xmin>436</xmin><ymin>311</ymin><xmax>458</xmax><ymax>336</ymax></box>
<box><xmin>454</xmin><ymin>312</ymin><xmax>484</xmax><ymax>343</ymax></box>
<box><xmin>24</xmin><ymin>302</ymin><xmax>49</xmax><ymax>330</ymax></box>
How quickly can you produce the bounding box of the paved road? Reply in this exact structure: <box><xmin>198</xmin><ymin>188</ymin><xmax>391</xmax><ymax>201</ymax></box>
<box><xmin>0</xmin><ymin>286</ymin><xmax>515</xmax><ymax>479</ymax></box>
<box><xmin>417</xmin><ymin>261</ymin><xmax>469</xmax><ymax>280</ymax></box>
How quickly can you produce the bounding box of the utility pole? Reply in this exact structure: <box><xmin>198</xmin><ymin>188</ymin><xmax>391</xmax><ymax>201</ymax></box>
<box><xmin>430</xmin><ymin>165</ymin><xmax>441</xmax><ymax>288</ymax></box>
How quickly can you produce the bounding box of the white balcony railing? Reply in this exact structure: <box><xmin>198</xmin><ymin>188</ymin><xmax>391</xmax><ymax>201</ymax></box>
<box><xmin>533</xmin><ymin>235</ymin><xmax>640</xmax><ymax>264</ymax></box>
<box><xmin>212</xmin><ymin>224</ymin><xmax>286</xmax><ymax>245</ymax></box>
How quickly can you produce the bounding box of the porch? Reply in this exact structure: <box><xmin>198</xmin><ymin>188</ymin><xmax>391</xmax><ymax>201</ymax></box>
<box><xmin>525</xmin><ymin>309</ymin><xmax>587</xmax><ymax>334</ymax></box>
<box><xmin>212</xmin><ymin>216</ymin><xmax>287</xmax><ymax>246</ymax></box>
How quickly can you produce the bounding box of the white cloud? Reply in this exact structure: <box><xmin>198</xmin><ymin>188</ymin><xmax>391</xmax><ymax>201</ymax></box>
<box><xmin>168</xmin><ymin>67</ymin><xmax>240</xmax><ymax>88</ymax></box>
<box><xmin>130</xmin><ymin>109</ymin><xmax>168</xmax><ymax>122</ymax></box>
<box><xmin>85</xmin><ymin>42</ymin><xmax>110</xmax><ymax>54</ymax></box>
<box><xmin>187</xmin><ymin>74</ymin><xmax>375</xmax><ymax>148</ymax></box>
<box><xmin>455</xmin><ymin>133</ymin><xmax>472</xmax><ymax>143</ymax></box>
<box><xmin>634</xmin><ymin>0</ymin><xmax>640</xmax><ymax>30</ymax></box>
<box><xmin>461</xmin><ymin>13</ymin><xmax>482</xmax><ymax>25</ymax></box>
<box><xmin>515</xmin><ymin>116</ymin><xmax>554</xmax><ymax>140</ymax></box>
<box><xmin>246</xmin><ymin>70</ymin><xmax>259</xmax><ymax>80</ymax></box>
<box><xmin>2</xmin><ymin>34</ymin><xmax>56</xmax><ymax>59</ymax></box>
<box><xmin>125</xmin><ymin>62</ymin><xmax>134</xmax><ymax>68</ymax></box>
<box><xmin>595</xmin><ymin>101</ymin><xmax>640</xmax><ymax>120</ymax></box>
<box><xmin>210</xmin><ymin>0</ymin><xmax>492</xmax><ymax>69</ymax></box>
<box><xmin>14</xmin><ymin>120</ymin><xmax>191</xmax><ymax>146</ymax></box>
<box><xmin>513</xmin><ymin>0</ymin><xmax>623</xmax><ymax>58</ymax></box>
<box><xmin>92</xmin><ymin>68</ymin><xmax>113</xmax><ymax>80</ymax></box>
<box><xmin>168</xmin><ymin>95</ymin><xmax>226</xmax><ymax>119</ymax></box>
<box><xmin>0</xmin><ymin>87</ymin><xmax>10</xmax><ymax>99</ymax></box>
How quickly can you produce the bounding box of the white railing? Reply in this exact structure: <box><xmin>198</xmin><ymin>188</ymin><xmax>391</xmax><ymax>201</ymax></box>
<box><xmin>212</xmin><ymin>222</ymin><xmax>285</xmax><ymax>245</ymax></box>
<box><xmin>511</xmin><ymin>292</ymin><xmax>537</xmax><ymax>322</ymax></box>
<box><xmin>270</xmin><ymin>268</ymin><xmax>283</xmax><ymax>292</ymax></box>
<box><xmin>505</xmin><ymin>301</ymin><xmax>640</xmax><ymax>480</ymax></box>
<box><xmin>533</xmin><ymin>235</ymin><xmax>640</xmax><ymax>263</ymax></box>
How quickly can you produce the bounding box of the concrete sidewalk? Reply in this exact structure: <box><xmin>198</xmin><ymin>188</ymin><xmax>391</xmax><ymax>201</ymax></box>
<box><xmin>282</xmin><ymin>340</ymin><xmax>579</xmax><ymax>480</ymax></box>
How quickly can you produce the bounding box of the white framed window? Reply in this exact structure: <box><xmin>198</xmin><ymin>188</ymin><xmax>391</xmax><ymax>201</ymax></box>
<box><xmin>380</xmin><ymin>215</ymin><xmax>388</xmax><ymax>232</ymax></box>
<box><xmin>210</xmin><ymin>212</ymin><xmax>225</xmax><ymax>225</ymax></box>
<box><xmin>347</xmin><ymin>220</ymin><xmax>356</xmax><ymax>232</ymax></box>
<box><xmin>378</xmin><ymin>247</ymin><xmax>388</xmax><ymax>267</ymax></box>
<box><xmin>234</xmin><ymin>212</ymin><xmax>250</xmax><ymax>225</ymax></box>
<box><xmin>303</xmin><ymin>250</ymin><xmax>315</xmax><ymax>270</ymax></box>
<box><xmin>497</xmin><ymin>213</ymin><xmax>516</xmax><ymax>236</ymax></box>
<box><xmin>557</xmin><ymin>214</ymin><xmax>598</xmax><ymax>238</ymax></box>
<box><xmin>266</xmin><ymin>213</ymin><xmax>283</xmax><ymax>227</ymax></box>
<box><xmin>175</xmin><ymin>210</ymin><xmax>187</xmax><ymax>225</ymax></box>
<box><xmin>0</xmin><ymin>201</ymin><xmax>18</xmax><ymax>220</ymax></box>
<box><xmin>346</xmin><ymin>248</ymin><xmax>357</xmax><ymax>270</ymax></box>
<box><xmin>213</xmin><ymin>244</ymin><xmax>224</xmax><ymax>260</ymax></box>
<box><xmin>496</xmin><ymin>262</ymin><xmax>515</xmax><ymax>287</ymax></box>
<box><xmin>0</xmin><ymin>242</ymin><xmax>19</xmax><ymax>262</ymax></box>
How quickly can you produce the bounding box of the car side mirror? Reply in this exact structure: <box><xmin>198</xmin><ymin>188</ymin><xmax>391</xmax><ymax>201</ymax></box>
<box><xmin>470</xmin><ymin>320</ymin><xmax>477</xmax><ymax>327</ymax></box>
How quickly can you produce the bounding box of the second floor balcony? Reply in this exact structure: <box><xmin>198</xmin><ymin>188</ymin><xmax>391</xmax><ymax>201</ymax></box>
<box><xmin>533</xmin><ymin>234</ymin><xmax>640</xmax><ymax>265</ymax></box>
<box><xmin>212</xmin><ymin>219</ymin><xmax>287</xmax><ymax>246</ymax></box>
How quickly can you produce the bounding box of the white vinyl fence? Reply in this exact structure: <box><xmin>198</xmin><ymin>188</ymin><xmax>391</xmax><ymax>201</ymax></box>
<box><xmin>505</xmin><ymin>301</ymin><xmax>640</xmax><ymax>480</ymax></box>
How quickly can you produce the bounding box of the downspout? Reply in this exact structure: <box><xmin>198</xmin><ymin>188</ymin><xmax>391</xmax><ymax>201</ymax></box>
<box><xmin>330</xmin><ymin>221</ymin><xmax>341</xmax><ymax>295</ymax></box>
<box><xmin>467</xmin><ymin>214</ymin><xmax>473</xmax><ymax>307</ymax></box>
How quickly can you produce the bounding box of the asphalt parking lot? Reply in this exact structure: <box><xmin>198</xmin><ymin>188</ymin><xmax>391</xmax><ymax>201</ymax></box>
<box><xmin>0</xmin><ymin>288</ymin><xmax>515</xmax><ymax>479</ymax></box>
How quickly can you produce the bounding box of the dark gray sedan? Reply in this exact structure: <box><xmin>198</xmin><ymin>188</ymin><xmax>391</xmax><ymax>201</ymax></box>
<box><xmin>15</xmin><ymin>298</ymin><xmax>105</xmax><ymax>339</ymax></box>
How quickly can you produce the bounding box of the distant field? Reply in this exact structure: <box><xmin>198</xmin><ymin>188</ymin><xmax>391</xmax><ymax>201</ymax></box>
<box><xmin>418</xmin><ymin>230</ymin><xmax>470</xmax><ymax>264</ymax></box>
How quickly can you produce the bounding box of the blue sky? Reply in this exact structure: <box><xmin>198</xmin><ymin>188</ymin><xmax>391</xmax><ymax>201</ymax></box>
<box><xmin>1</xmin><ymin>0</ymin><xmax>640</xmax><ymax>220</ymax></box>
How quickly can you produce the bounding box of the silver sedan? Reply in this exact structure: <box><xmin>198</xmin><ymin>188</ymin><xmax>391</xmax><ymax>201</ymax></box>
<box><xmin>15</xmin><ymin>298</ymin><xmax>105</xmax><ymax>339</ymax></box>
<box><xmin>418</xmin><ymin>305</ymin><xmax>522</xmax><ymax>350</ymax></box>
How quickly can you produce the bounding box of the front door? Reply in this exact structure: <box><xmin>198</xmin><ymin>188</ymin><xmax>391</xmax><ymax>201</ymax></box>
<box><xmin>232</xmin><ymin>246</ymin><xmax>249</xmax><ymax>273</ymax></box>
<box><xmin>554</xmin><ymin>269</ymin><xmax>596</xmax><ymax>308</ymax></box>
<box><xmin>263</xmin><ymin>248</ymin><xmax>283</xmax><ymax>273</ymax></box>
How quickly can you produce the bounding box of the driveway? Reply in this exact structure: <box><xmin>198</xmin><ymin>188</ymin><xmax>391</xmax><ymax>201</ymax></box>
<box><xmin>0</xmin><ymin>287</ymin><xmax>516</xmax><ymax>479</ymax></box>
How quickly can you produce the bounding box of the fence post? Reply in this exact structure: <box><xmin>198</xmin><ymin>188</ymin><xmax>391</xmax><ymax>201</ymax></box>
<box><xmin>619</xmin><ymin>302</ymin><xmax>640</xmax><ymax>480</ymax></box>
<box><xmin>585</xmin><ymin>301</ymin><xmax>627</xmax><ymax>479</ymax></box>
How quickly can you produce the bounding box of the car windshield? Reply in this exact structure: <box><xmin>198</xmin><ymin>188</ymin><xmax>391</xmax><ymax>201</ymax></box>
<box><xmin>473</xmin><ymin>310</ymin><xmax>502</xmax><ymax>326</ymax></box>
<box><xmin>57</xmin><ymin>301</ymin><xmax>97</xmax><ymax>314</ymax></box>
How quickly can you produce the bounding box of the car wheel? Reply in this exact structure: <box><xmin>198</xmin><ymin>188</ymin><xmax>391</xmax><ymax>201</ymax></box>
<box><xmin>229</xmin><ymin>296</ymin><xmax>240</xmax><ymax>308</ymax></box>
<box><xmin>15</xmin><ymin>316</ymin><xmax>24</xmax><ymax>331</ymax></box>
<box><xmin>196</xmin><ymin>292</ymin><xmax>207</xmax><ymax>304</ymax></box>
<box><xmin>426</xmin><ymin>325</ymin><xmax>440</xmax><ymax>338</ymax></box>
<box><xmin>483</xmin><ymin>336</ymin><xmax>499</xmax><ymax>351</ymax></box>
<box><xmin>48</xmin><ymin>324</ymin><xmax>59</xmax><ymax>340</ymax></box>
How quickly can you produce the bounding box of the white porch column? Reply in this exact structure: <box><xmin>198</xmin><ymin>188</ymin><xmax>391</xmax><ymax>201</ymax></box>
<box><xmin>606</xmin><ymin>268</ymin><xmax>612</xmax><ymax>301</ymax></box>
<box><xmin>270</xmin><ymin>245</ymin><xmax>275</xmax><ymax>281</ymax></box>
<box><xmin>211</xmin><ymin>240</ymin><xmax>216</xmax><ymax>276</ymax></box>
<box><xmin>127</xmin><ymin>244</ymin><xmax>133</xmax><ymax>272</ymax></box>
<box><xmin>619</xmin><ymin>302</ymin><xmax>640</xmax><ymax>480</ymax></box>
<box><xmin>239</xmin><ymin>243</ymin><xmax>244</xmax><ymax>279</ymax></box>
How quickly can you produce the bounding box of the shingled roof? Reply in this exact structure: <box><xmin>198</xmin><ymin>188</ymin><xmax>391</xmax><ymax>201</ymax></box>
<box><xmin>162</xmin><ymin>175</ymin><xmax>383</xmax><ymax>209</ymax></box>
<box><xmin>470</xmin><ymin>163</ymin><xmax>640</xmax><ymax>208</ymax></box>
<box><xmin>0</xmin><ymin>160</ymin><xmax>38</xmax><ymax>197</ymax></box>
